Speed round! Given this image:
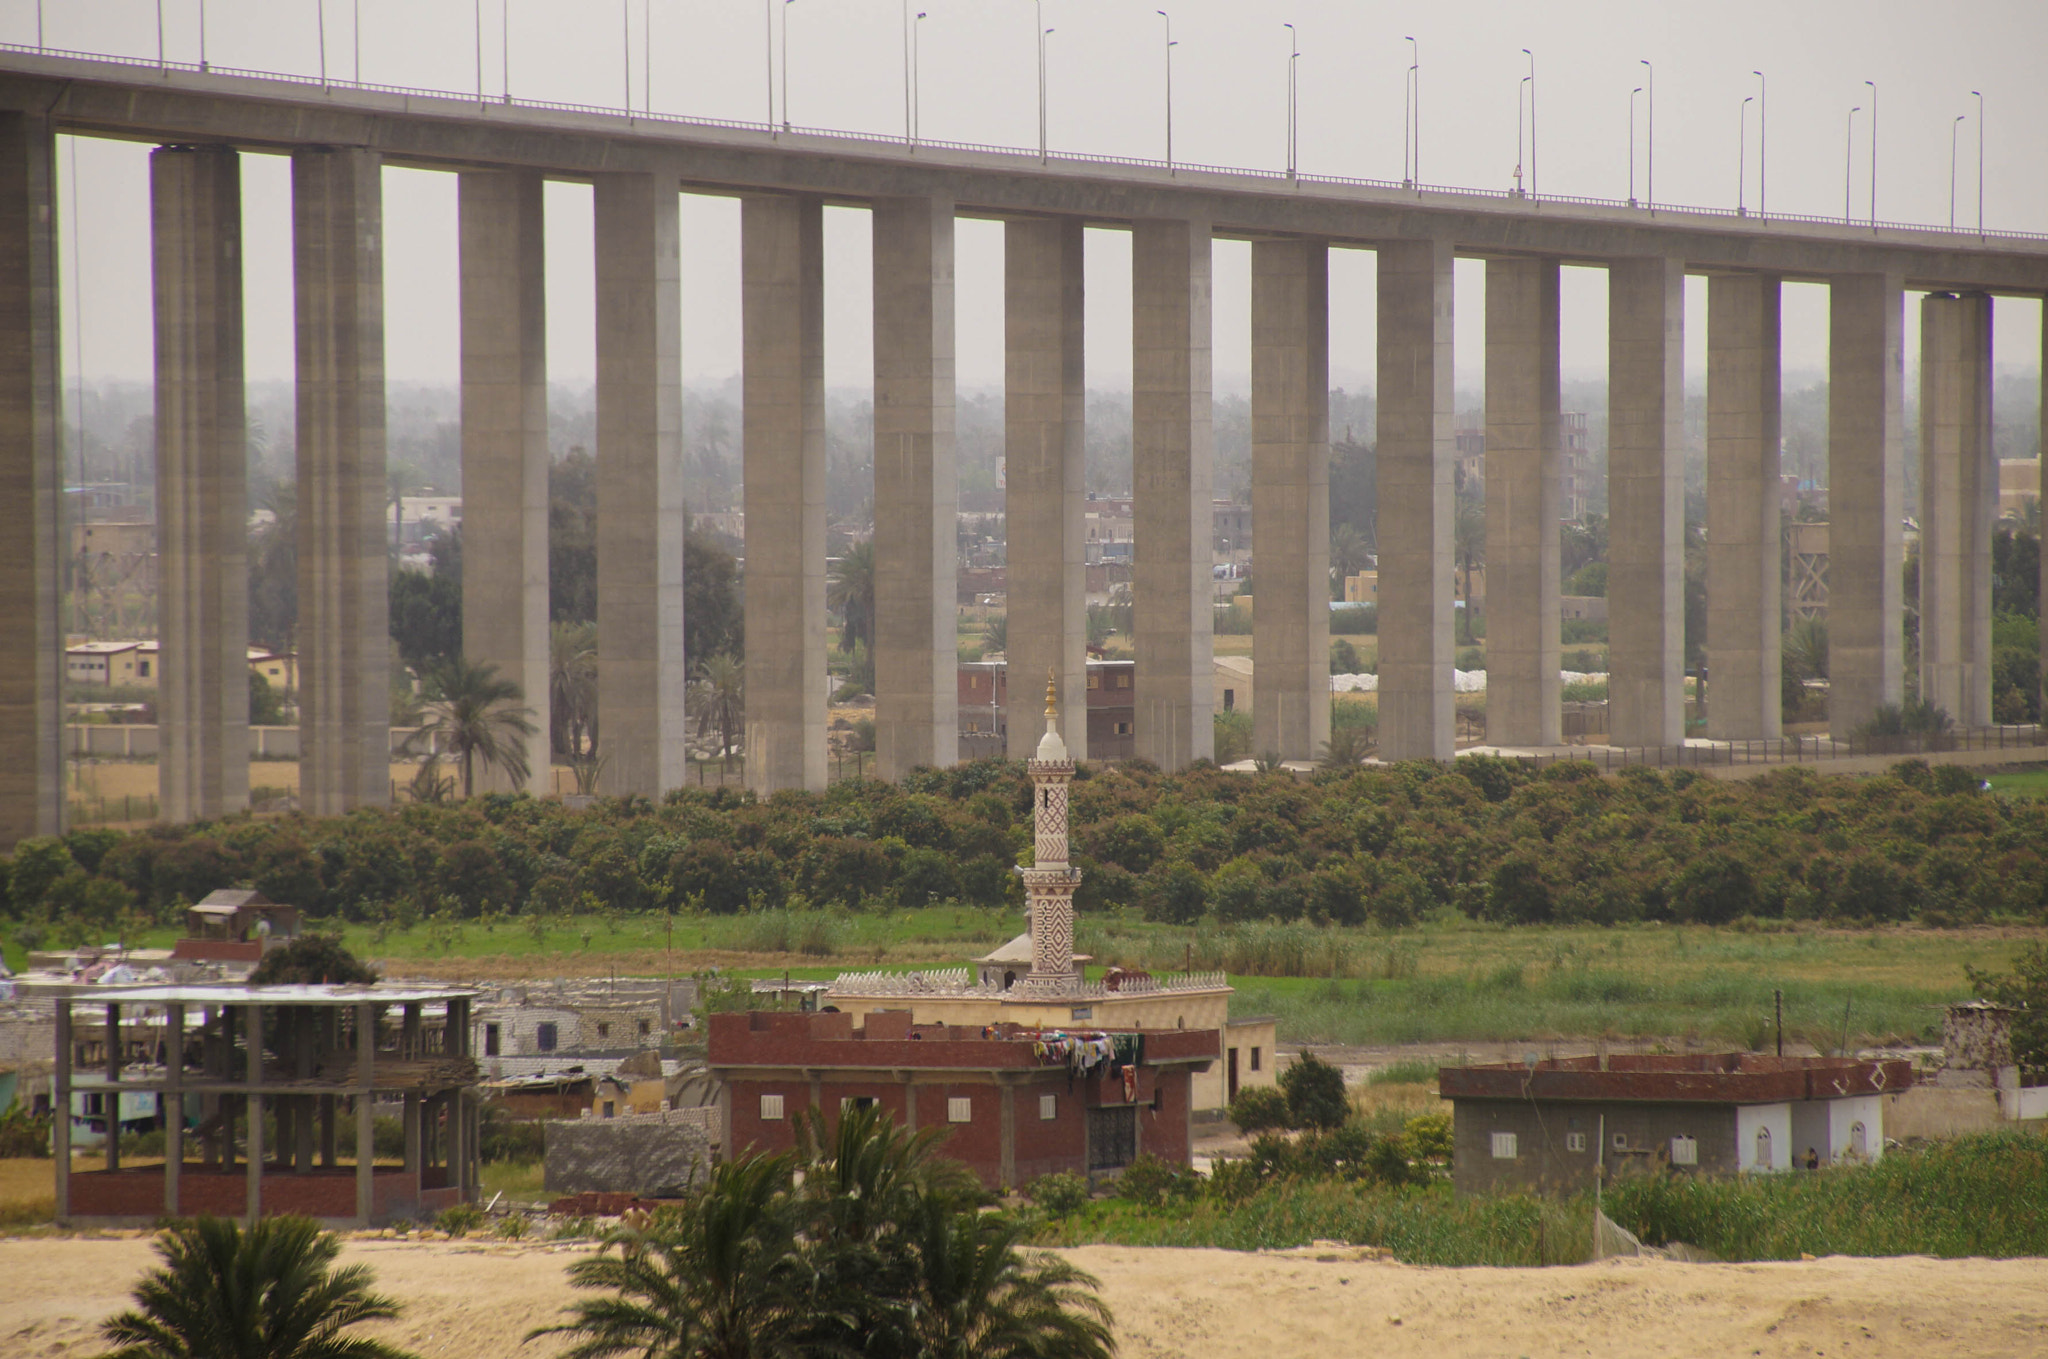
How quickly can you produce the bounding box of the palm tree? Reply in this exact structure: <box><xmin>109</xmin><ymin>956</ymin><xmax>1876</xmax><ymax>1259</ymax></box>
<box><xmin>694</xmin><ymin>654</ymin><xmax>745</xmax><ymax>773</ymax></box>
<box><xmin>531</xmin><ymin>1154</ymin><xmax>816</xmax><ymax>1359</ymax></box>
<box><xmin>1783</xmin><ymin>617</ymin><xmax>1829</xmax><ymax>684</ymax></box>
<box><xmin>98</xmin><ymin>1215</ymin><xmax>419</xmax><ymax>1359</ymax></box>
<box><xmin>550</xmin><ymin>619</ymin><xmax>600</xmax><ymax>759</ymax></box>
<box><xmin>908</xmin><ymin>1210</ymin><xmax>1116</xmax><ymax>1359</ymax></box>
<box><xmin>828</xmin><ymin>541</ymin><xmax>876</xmax><ymax>654</ymax></box>
<box><xmin>414</xmin><ymin>657</ymin><xmax>539</xmax><ymax>798</ymax></box>
<box><xmin>1329</xmin><ymin>522</ymin><xmax>1373</xmax><ymax>585</ymax></box>
<box><xmin>981</xmin><ymin>614</ymin><xmax>1008</xmax><ymax>657</ymax></box>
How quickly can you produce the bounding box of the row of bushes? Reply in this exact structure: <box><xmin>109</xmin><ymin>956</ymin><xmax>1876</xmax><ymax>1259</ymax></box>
<box><xmin>5</xmin><ymin>752</ymin><xmax>2047</xmax><ymax>935</ymax></box>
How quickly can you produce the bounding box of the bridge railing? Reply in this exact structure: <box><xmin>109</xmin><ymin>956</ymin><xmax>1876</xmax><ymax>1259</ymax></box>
<box><xmin>6</xmin><ymin>42</ymin><xmax>2043</xmax><ymax>244</ymax></box>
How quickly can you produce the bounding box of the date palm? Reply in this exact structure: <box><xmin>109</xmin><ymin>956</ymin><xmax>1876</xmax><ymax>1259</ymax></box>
<box><xmin>414</xmin><ymin>657</ymin><xmax>538</xmax><ymax>798</ymax></box>
<box><xmin>98</xmin><ymin>1214</ymin><xmax>419</xmax><ymax>1359</ymax></box>
<box><xmin>694</xmin><ymin>654</ymin><xmax>745</xmax><ymax>774</ymax></box>
<box><xmin>909</xmin><ymin>1209</ymin><xmax>1116</xmax><ymax>1359</ymax></box>
<box><xmin>828</xmin><ymin>541</ymin><xmax>876</xmax><ymax>654</ymax></box>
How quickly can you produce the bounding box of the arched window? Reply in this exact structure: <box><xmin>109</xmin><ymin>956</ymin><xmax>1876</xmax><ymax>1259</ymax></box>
<box><xmin>1849</xmin><ymin>1121</ymin><xmax>1867</xmax><ymax>1157</ymax></box>
<box><xmin>1755</xmin><ymin>1125</ymin><xmax>1773</xmax><ymax>1169</ymax></box>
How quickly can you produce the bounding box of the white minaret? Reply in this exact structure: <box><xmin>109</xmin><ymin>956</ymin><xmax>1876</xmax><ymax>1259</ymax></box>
<box><xmin>1020</xmin><ymin>669</ymin><xmax>1082</xmax><ymax>994</ymax></box>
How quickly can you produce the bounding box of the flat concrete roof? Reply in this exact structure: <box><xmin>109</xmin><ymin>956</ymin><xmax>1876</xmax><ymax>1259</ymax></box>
<box><xmin>68</xmin><ymin>983</ymin><xmax>478</xmax><ymax>1006</ymax></box>
<box><xmin>1440</xmin><ymin>1054</ymin><xmax>1914</xmax><ymax>1105</ymax></box>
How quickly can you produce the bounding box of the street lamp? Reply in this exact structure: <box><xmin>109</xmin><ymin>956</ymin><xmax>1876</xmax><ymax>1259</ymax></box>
<box><xmin>1640</xmin><ymin>59</ymin><xmax>1654</xmax><ymax>207</ymax></box>
<box><xmin>644</xmin><ymin>0</ymin><xmax>653</xmax><ymax>113</ymax></box>
<box><xmin>1037</xmin><ymin>9</ymin><xmax>1053</xmax><ymax>163</ymax></box>
<box><xmin>156</xmin><ymin>0</ymin><xmax>164</xmax><ymax>72</ymax></box>
<box><xmin>1752</xmin><ymin>70</ymin><xmax>1766</xmax><ymax>218</ymax></box>
<box><xmin>1950</xmin><ymin>113</ymin><xmax>1965</xmax><ymax>229</ymax></box>
<box><xmin>1158</xmin><ymin>10</ymin><xmax>1175</xmax><ymax>171</ymax></box>
<box><xmin>1407</xmin><ymin>36</ymin><xmax>1420</xmax><ymax>185</ymax></box>
<box><xmin>1284</xmin><ymin>23</ymin><xmax>1298</xmax><ymax>179</ymax></box>
<box><xmin>1628</xmin><ymin>85</ymin><xmax>1641</xmax><ymax>206</ymax></box>
<box><xmin>764</xmin><ymin>0</ymin><xmax>774</xmax><ymax>129</ymax></box>
<box><xmin>1864</xmin><ymin>79</ymin><xmax>1877</xmax><ymax>224</ymax></box>
<box><xmin>199</xmin><ymin>0</ymin><xmax>208</xmax><ymax>71</ymax></box>
<box><xmin>1844</xmin><ymin>106</ymin><xmax>1861</xmax><ymax>223</ymax></box>
<box><xmin>1516</xmin><ymin>74</ymin><xmax>1529</xmax><ymax>195</ymax></box>
<box><xmin>315</xmin><ymin>0</ymin><xmax>325</xmax><ymax>88</ymax></box>
<box><xmin>781</xmin><ymin>0</ymin><xmax>795</xmax><ymax>131</ymax></box>
<box><xmin>501</xmin><ymin>0</ymin><xmax>510</xmax><ymax>103</ymax></box>
<box><xmin>1973</xmin><ymin>90</ymin><xmax>1984</xmax><ymax>235</ymax></box>
<box><xmin>620</xmin><ymin>0</ymin><xmax>631</xmax><ymax>115</ymax></box>
<box><xmin>1522</xmin><ymin>47</ymin><xmax>1536</xmax><ymax>197</ymax></box>
<box><xmin>914</xmin><ymin>11</ymin><xmax>927</xmax><ymax>145</ymax></box>
<box><xmin>901</xmin><ymin>2</ymin><xmax>912</xmax><ymax>144</ymax></box>
<box><xmin>1738</xmin><ymin>95</ymin><xmax>1753</xmax><ymax>215</ymax></box>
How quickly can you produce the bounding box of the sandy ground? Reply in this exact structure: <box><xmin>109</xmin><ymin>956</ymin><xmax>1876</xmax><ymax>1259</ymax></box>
<box><xmin>5</xmin><ymin>1235</ymin><xmax>2047</xmax><ymax>1359</ymax></box>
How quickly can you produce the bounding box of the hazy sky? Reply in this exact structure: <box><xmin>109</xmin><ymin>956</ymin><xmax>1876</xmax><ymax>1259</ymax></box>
<box><xmin>18</xmin><ymin>0</ymin><xmax>2046</xmax><ymax>393</ymax></box>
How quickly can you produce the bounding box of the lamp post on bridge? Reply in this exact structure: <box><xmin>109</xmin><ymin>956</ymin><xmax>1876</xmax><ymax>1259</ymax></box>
<box><xmin>1973</xmin><ymin>90</ymin><xmax>1984</xmax><ymax>236</ymax></box>
<box><xmin>1864</xmin><ymin>79</ymin><xmax>1877</xmax><ymax>224</ymax></box>
<box><xmin>1752</xmin><ymin>70</ymin><xmax>1766</xmax><ymax>219</ymax></box>
<box><xmin>1844</xmin><ymin>105</ymin><xmax>1861</xmax><ymax>223</ymax></box>
<box><xmin>315</xmin><ymin>0</ymin><xmax>324</xmax><ymax>88</ymax></box>
<box><xmin>1628</xmin><ymin>85</ymin><xmax>1641</xmax><ymax>207</ymax></box>
<box><xmin>1158</xmin><ymin>10</ymin><xmax>1175</xmax><ymax>172</ymax></box>
<box><xmin>1284</xmin><ymin>23</ymin><xmax>1298</xmax><ymax>180</ymax></box>
<box><xmin>1037</xmin><ymin>5</ymin><xmax>1053</xmax><ymax>164</ymax></box>
<box><xmin>1738</xmin><ymin>95</ymin><xmax>1752</xmax><ymax>216</ymax></box>
<box><xmin>1639</xmin><ymin>59</ymin><xmax>1653</xmax><ymax>208</ymax></box>
<box><xmin>1515</xmin><ymin>74</ymin><xmax>1529</xmax><ymax>196</ymax></box>
<box><xmin>1406</xmin><ymin>36</ymin><xmax>1420</xmax><ymax>185</ymax></box>
<box><xmin>781</xmin><ymin>0</ymin><xmax>795</xmax><ymax>132</ymax></box>
<box><xmin>1522</xmin><ymin>48</ymin><xmax>1537</xmax><ymax>197</ymax></box>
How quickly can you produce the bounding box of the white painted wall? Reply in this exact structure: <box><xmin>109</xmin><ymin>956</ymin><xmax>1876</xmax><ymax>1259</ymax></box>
<box><xmin>1829</xmin><ymin>1094</ymin><xmax>1885</xmax><ymax>1163</ymax></box>
<box><xmin>1736</xmin><ymin>1101</ymin><xmax>1793</xmax><ymax>1173</ymax></box>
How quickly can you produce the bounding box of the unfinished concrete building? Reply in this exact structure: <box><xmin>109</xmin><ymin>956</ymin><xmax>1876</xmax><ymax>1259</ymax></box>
<box><xmin>55</xmin><ymin>983</ymin><xmax>482</xmax><ymax>1227</ymax></box>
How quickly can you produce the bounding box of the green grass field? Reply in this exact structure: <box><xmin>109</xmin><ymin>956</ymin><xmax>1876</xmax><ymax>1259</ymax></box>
<box><xmin>8</xmin><ymin>907</ymin><xmax>2028</xmax><ymax>1049</ymax></box>
<box><xmin>1985</xmin><ymin>766</ymin><xmax>2048</xmax><ymax>798</ymax></box>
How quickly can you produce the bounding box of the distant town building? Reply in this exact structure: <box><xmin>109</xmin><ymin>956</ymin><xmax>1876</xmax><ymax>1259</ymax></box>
<box><xmin>957</xmin><ymin>659</ymin><xmax>1136</xmax><ymax>761</ymax></box>
<box><xmin>169</xmin><ymin>889</ymin><xmax>302</xmax><ymax>967</ymax></box>
<box><xmin>65</xmin><ymin>640</ymin><xmax>296</xmax><ymax>693</ymax></box>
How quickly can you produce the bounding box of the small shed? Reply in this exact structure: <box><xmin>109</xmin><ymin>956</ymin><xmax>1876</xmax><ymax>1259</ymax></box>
<box><xmin>171</xmin><ymin>890</ymin><xmax>301</xmax><ymax>964</ymax></box>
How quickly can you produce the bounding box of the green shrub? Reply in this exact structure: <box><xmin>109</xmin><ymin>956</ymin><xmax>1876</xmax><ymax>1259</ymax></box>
<box><xmin>494</xmin><ymin>1213</ymin><xmax>532</xmax><ymax>1240</ymax></box>
<box><xmin>1228</xmin><ymin>1085</ymin><xmax>1290</xmax><ymax>1134</ymax></box>
<box><xmin>1024</xmin><ymin>1171</ymin><xmax>1090</xmax><ymax>1216</ymax></box>
<box><xmin>1114</xmin><ymin>1153</ymin><xmax>1203</xmax><ymax>1207</ymax></box>
<box><xmin>1279</xmin><ymin>1051</ymin><xmax>1350</xmax><ymax>1131</ymax></box>
<box><xmin>437</xmin><ymin>1203</ymin><xmax>486</xmax><ymax>1237</ymax></box>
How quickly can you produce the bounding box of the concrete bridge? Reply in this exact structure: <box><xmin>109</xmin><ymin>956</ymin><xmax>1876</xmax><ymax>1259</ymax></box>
<box><xmin>3</xmin><ymin>47</ymin><xmax>2044</xmax><ymax>846</ymax></box>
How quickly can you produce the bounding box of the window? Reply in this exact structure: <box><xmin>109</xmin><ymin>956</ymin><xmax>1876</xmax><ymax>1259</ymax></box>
<box><xmin>1249</xmin><ymin>1047</ymin><xmax>1263</xmax><ymax>1072</ymax></box>
<box><xmin>1755</xmin><ymin>1126</ymin><xmax>1774</xmax><ymax>1168</ymax></box>
<box><xmin>1113</xmin><ymin>721</ymin><xmax>1131</xmax><ymax>735</ymax></box>
<box><xmin>841</xmin><ymin>1096</ymin><xmax>876</xmax><ymax>1112</ymax></box>
<box><xmin>1087</xmin><ymin>674</ymin><xmax>1102</xmax><ymax>689</ymax></box>
<box><xmin>1040</xmin><ymin>1094</ymin><xmax>1058</xmax><ymax>1120</ymax></box>
<box><xmin>536</xmin><ymin>1022</ymin><xmax>558</xmax><ymax>1052</ymax></box>
<box><xmin>597</xmin><ymin>1022</ymin><xmax>611</xmax><ymax>1040</ymax></box>
<box><xmin>1671</xmin><ymin>1135</ymin><xmax>1699</xmax><ymax>1166</ymax></box>
<box><xmin>948</xmin><ymin>1097</ymin><xmax>973</xmax><ymax>1123</ymax></box>
<box><xmin>760</xmin><ymin>1094</ymin><xmax>786</xmax><ymax>1120</ymax></box>
<box><xmin>1565</xmin><ymin>1132</ymin><xmax>1588</xmax><ymax>1153</ymax></box>
<box><xmin>1223</xmin><ymin>689</ymin><xmax>1235</xmax><ymax>711</ymax></box>
<box><xmin>1613</xmin><ymin>1132</ymin><xmax>1629</xmax><ymax>1150</ymax></box>
<box><xmin>638</xmin><ymin>1019</ymin><xmax>651</xmax><ymax>1037</ymax></box>
<box><xmin>966</xmin><ymin>720</ymin><xmax>980</xmax><ymax>733</ymax></box>
<box><xmin>601</xmin><ymin>1100</ymin><xmax>616</xmax><ymax>1119</ymax></box>
<box><xmin>1116</xmin><ymin>674</ymin><xmax>1130</xmax><ymax>688</ymax></box>
<box><xmin>138</xmin><ymin>660</ymin><xmax>150</xmax><ymax>678</ymax></box>
<box><xmin>1849</xmin><ymin>1121</ymin><xmax>1868</xmax><ymax>1157</ymax></box>
<box><xmin>1069</xmin><ymin>1006</ymin><xmax>1093</xmax><ymax>1021</ymax></box>
<box><xmin>484</xmin><ymin>1023</ymin><xmax>501</xmax><ymax>1057</ymax></box>
<box><xmin>1490</xmin><ymin>1131</ymin><xmax>1518</xmax><ymax>1160</ymax></box>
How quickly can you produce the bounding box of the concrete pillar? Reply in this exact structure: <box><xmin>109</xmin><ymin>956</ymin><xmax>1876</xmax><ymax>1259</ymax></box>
<box><xmin>354</xmin><ymin>1001</ymin><xmax>374</xmax><ymax>1224</ymax></box>
<box><xmin>1004</xmin><ymin>217</ymin><xmax>1088</xmax><ymax>762</ymax></box>
<box><xmin>1250</xmin><ymin>238</ymin><xmax>1330</xmax><ymax>762</ymax></box>
<box><xmin>1827</xmin><ymin>272</ymin><xmax>1906</xmax><ymax>734</ymax></box>
<box><xmin>1706</xmin><ymin>272</ymin><xmax>1783</xmax><ymax>740</ymax></box>
<box><xmin>742</xmin><ymin>194</ymin><xmax>827</xmax><ymax>792</ymax></box>
<box><xmin>1131</xmin><ymin>218</ymin><xmax>1214</xmax><ymax>769</ymax></box>
<box><xmin>0</xmin><ymin>112</ymin><xmax>65</xmax><ymax>848</ymax></box>
<box><xmin>1483</xmin><ymin>256</ymin><xmax>1562</xmax><ymax>747</ymax></box>
<box><xmin>293</xmin><ymin>148</ymin><xmax>389</xmax><ymax>815</ymax></box>
<box><xmin>459</xmin><ymin>171</ymin><xmax>551</xmax><ymax>792</ymax></box>
<box><xmin>1376</xmin><ymin>238</ymin><xmax>1456</xmax><ymax>762</ymax></box>
<box><xmin>165</xmin><ymin>1002</ymin><xmax>184</xmax><ymax>1216</ymax></box>
<box><xmin>153</xmin><ymin>145</ymin><xmax>249</xmax><ymax>821</ymax></box>
<box><xmin>1918</xmin><ymin>291</ymin><xmax>1995</xmax><ymax>726</ymax></box>
<box><xmin>872</xmin><ymin>196</ymin><xmax>958</xmax><ymax>777</ymax></box>
<box><xmin>595</xmin><ymin>173</ymin><xmax>686</xmax><ymax>798</ymax></box>
<box><xmin>2041</xmin><ymin>302</ymin><xmax>2048</xmax><ymax>723</ymax></box>
<box><xmin>1607</xmin><ymin>256</ymin><xmax>1686</xmax><ymax>748</ymax></box>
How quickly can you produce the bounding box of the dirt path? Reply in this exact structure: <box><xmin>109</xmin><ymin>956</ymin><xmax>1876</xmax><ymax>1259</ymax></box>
<box><xmin>5</xmin><ymin>1235</ymin><xmax>2045</xmax><ymax>1359</ymax></box>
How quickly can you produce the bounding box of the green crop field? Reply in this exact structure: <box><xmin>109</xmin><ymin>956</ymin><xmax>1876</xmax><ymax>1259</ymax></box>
<box><xmin>21</xmin><ymin>908</ymin><xmax>2018</xmax><ymax>1051</ymax></box>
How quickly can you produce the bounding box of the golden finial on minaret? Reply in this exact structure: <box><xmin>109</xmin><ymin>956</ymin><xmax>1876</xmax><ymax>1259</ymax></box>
<box><xmin>1044</xmin><ymin>667</ymin><xmax>1059</xmax><ymax>718</ymax></box>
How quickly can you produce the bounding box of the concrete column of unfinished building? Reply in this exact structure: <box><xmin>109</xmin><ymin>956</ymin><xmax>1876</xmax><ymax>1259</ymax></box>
<box><xmin>1003</xmin><ymin>216</ymin><xmax>1088</xmax><ymax>761</ymax></box>
<box><xmin>1250</xmin><ymin>237</ymin><xmax>1330</xmax><ymax>763</ymax></box>
<box><xmin>294</xmin><ymin>147</ymin><xmax>391</xmax><ymax>815</ymax></box>
<box><xmin>1918</xmin><ymin>291</ymin><xmax>1996</xmax><ymax>728</ymax></box>
<box><xmin>1131</xmin><ymin>218</ymin><xmax>1215</xmax><ymax>769</ymax></box>
<box><xmin>153</xmin><ymin>144</ymin><xmax>250</xmax><ymax>822</ymax></box>
<box><xmin>1706</xmin><ymin>272</ymin><xmax>1784</xmax><ymax>741</ymax></box>
<box><xmin>1826</xmin><ymin>272</ymin><xmax>1907</xmax><ymax>734</ymax></box>
<box><xmin>1483</xmin><ymin>255</ymin><xmax>1563</xmax><ymax>748</ymax></box>
<box><xmin>594</xmin><ymin>172</ymin><xmax>686</xmax><ymax>799</ymax></box>
<box><xmin>459</xmin><ymin>170</ymin><xmax>552</xmax><ymax>793</ymax></box>
<box><xmin>1376</xmin><ymin>237</ymin><xmax>1456</xmax><ymax>762</ymax></box>
<box><xmin>1606</xmin><ymin>255</ymin><xmax>1687</xmax><ymax>749</ymax></box>
<box><xmin>872</xmin><ymin>196</ymin><xmax>959</xmax><ymax>779</ymax></box>
<box><xmin>742</xmin><ymin>194</ymin><xmax>828</xmax><ymax>793</ymax></box>
<box><xmin>0</xmin><ymin>110</ymin><xmax>65</xmax><ymax>845</ymax></box>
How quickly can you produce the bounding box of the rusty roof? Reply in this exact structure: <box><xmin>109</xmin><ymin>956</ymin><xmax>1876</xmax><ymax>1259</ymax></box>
<box><xmin>1438</xmin><ymin>1053</ymin><xmax>1914</xmax><ymax>1105</ymax></box>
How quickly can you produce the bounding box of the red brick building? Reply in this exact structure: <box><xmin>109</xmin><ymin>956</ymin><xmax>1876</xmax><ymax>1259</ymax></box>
<box><xmin>707</xmin><ymin>1010</ymin><xmax>1218</xmax><ymax>1188</ymax></box>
